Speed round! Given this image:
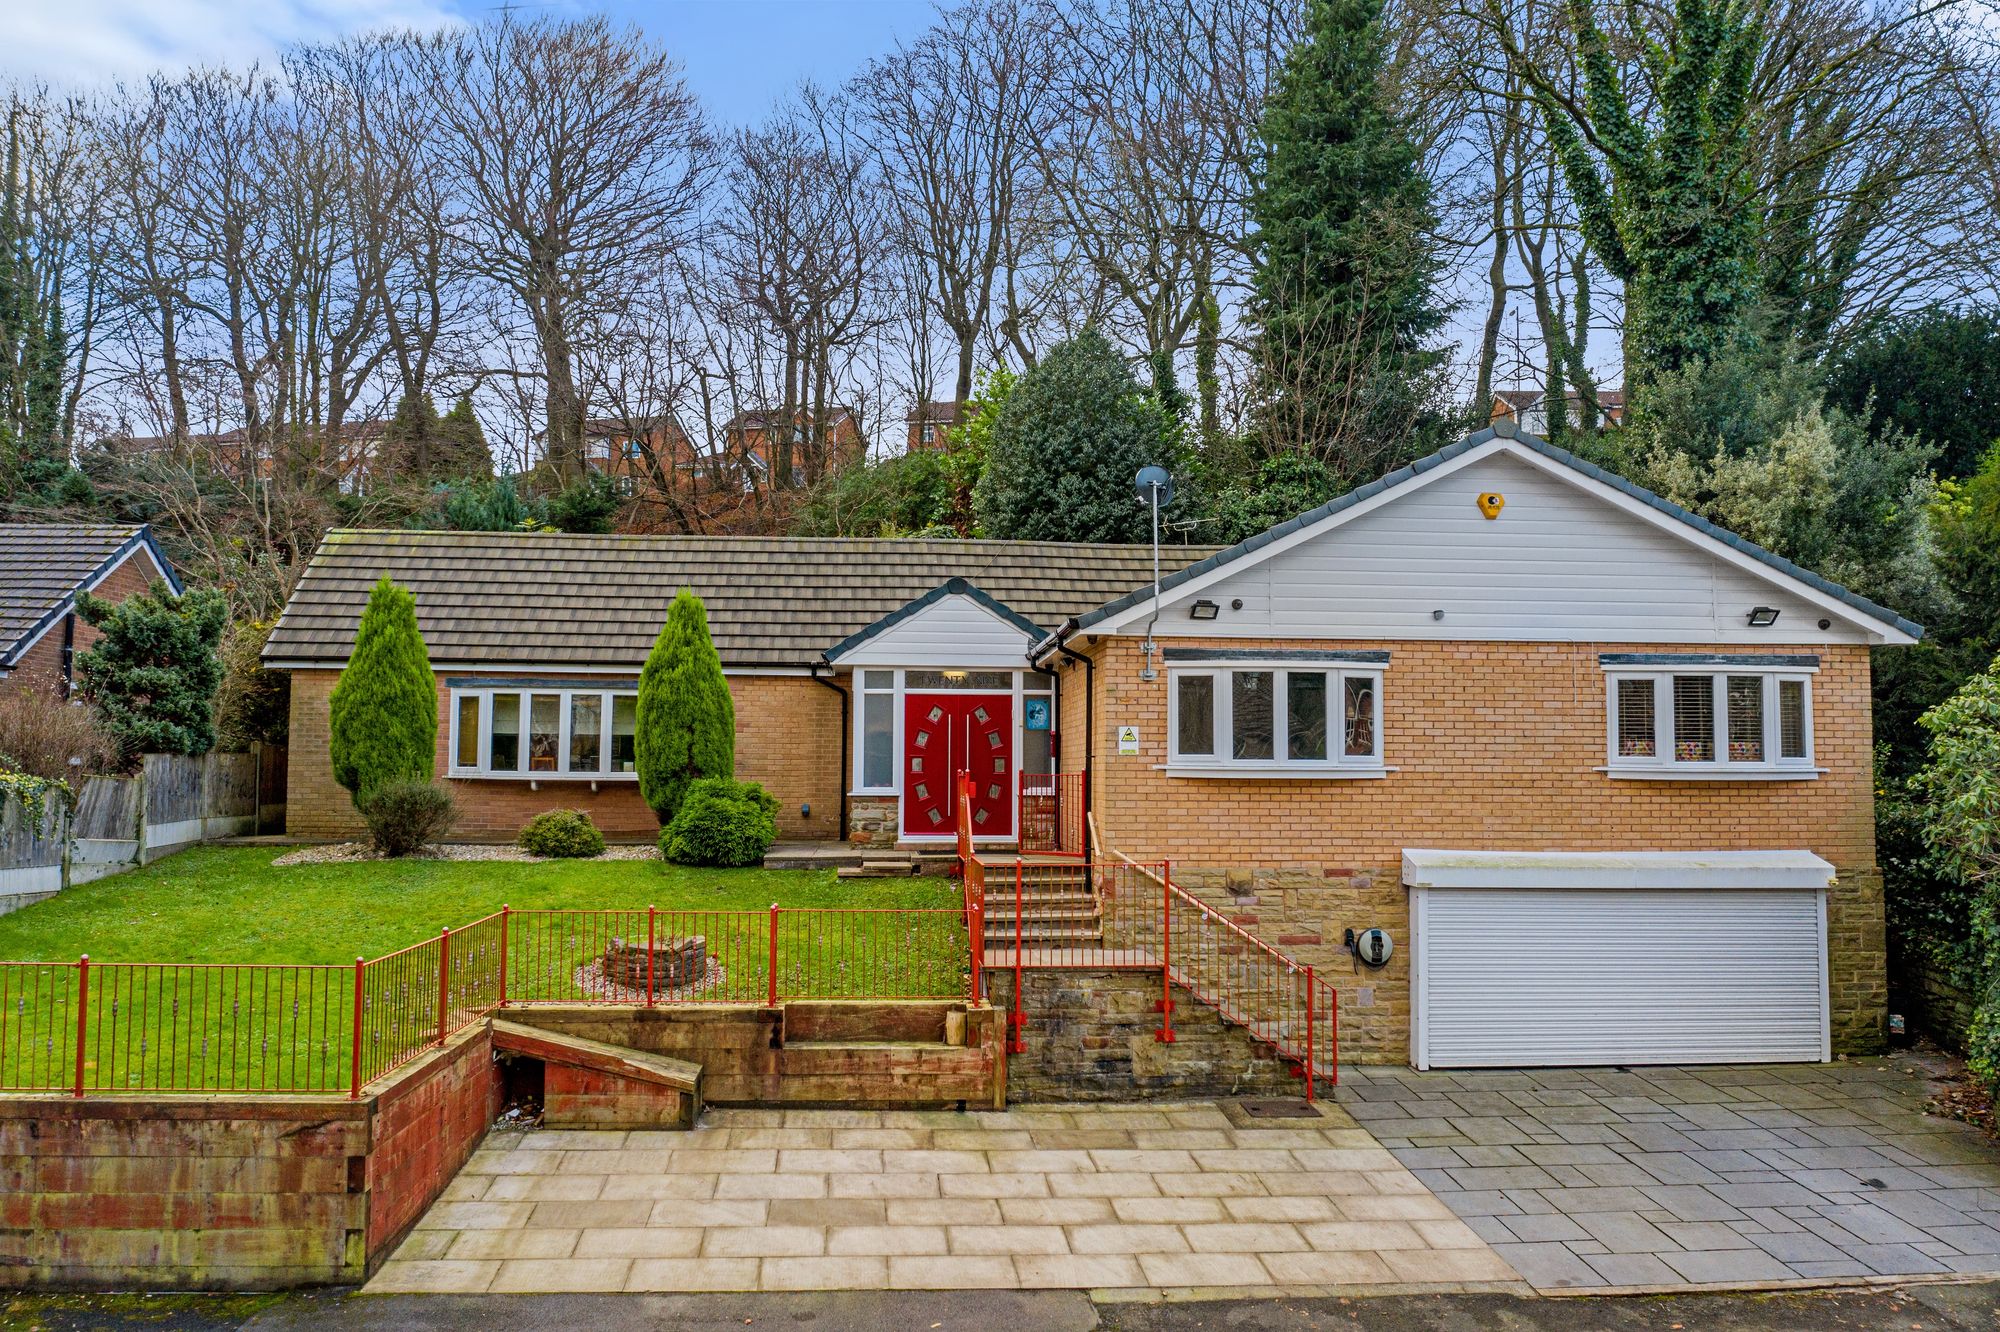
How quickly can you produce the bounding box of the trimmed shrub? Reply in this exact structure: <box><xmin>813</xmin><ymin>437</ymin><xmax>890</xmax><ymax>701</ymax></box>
<box><xmin>659</xmin><ymin>778</ymin><xmax>778</xmax><ymax>868</ymax></box>
<box><xmin>74</xmin><ymin>580</ymin><xmax>228</xmax><ymax>763</ymax></box>
<box><xmin>330</xmin><ymin>577</ymin><xmax>437</xmax><ymax>805</ymax></box>
<box><xmin>360</xmin><ymin>780</ymin><xmax>456</xmax><ymax>857</ymax></box>
<box><xmin>518</xmin><ymin>808</ymin><xmax>606</xmax><ymax>859</ymax></box>
<box><xmin>636</xmin><ymin>588</ymin><xmax>735</xmax><ymax>823</ymax></box>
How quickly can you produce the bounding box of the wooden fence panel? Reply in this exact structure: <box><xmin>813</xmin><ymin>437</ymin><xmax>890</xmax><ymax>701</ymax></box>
<box><xmin>72</xmin><ymin>775</ymin><xmax>139</xmax><ymax>842</ymax></box>
<box><xmin>142</xmin><ymin>754</ymin><xmax>203</xmax><ymax>827</ymax></box>
<box><xmin>203</xmin><ymin>752</ymin><xmax>256</xmax><ymax>820</ymax></box>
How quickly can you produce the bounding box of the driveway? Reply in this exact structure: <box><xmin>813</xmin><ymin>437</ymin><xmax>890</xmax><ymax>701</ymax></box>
<box><xmin>368</xmin><ymin>1101</ymin><xmax>1520</xmax><ymax>1295</ymax></box>
<box><xmin>1340</xmin><ymin>1054</ymin><xmax>2000</xmax><ymax>1290</ymax></box>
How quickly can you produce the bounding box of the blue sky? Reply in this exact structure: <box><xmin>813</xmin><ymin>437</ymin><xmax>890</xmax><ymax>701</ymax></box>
<box><xmin>0</xmin><ymin>0</ymin><xmax>934</xmax><ymax>125</ymax></box>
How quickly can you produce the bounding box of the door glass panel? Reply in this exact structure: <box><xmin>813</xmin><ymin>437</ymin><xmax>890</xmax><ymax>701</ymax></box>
<box><xmin>1343</xmin><ymin>676</ymin><xmax>1376</xmax><ymax>757</ymax></box>
<box><xmin>490</xmin><ymin>694</ymin><xmax>520</xmax><ymax>771</ymax></box>
<box><xmin>610</xmin><ymin>695</ymin><xmax>637</xmax><ymax>772</ymax></box>
<box><xmin>1288</xmin><ymin>672</ymin><xmax>1328</xmax><ymax>761</ymax></box>
<box><xmin>1673</xmin><ymin>676</ymin><xmax>1714</xmax><ymax>762</ymax></box>
<box><xmin>455</xmin><ymin>694</ymin><xmax>480</xmax><ymax>768</ymax></box>
<box><xmin>1023</xmin><ymin>728</ymin><xmax>1052</xmax><ymax>774</ymax></box>
<box><xmin>862</xmin><ymin>693</ymin><xmax>894</xmax><ymax>787</ymax></box>
<box><xmin>862</xmin><ymin>670</ymin><xmax>893</xmax><ymax>688</ymax></box>
<box><xmin>528</xmin><ymin>693</ymin><xmax>560</xmax><ymax>772</ymax></box>
<box><xmin>1726</xmin><ymin>676</ymin><xmax>1763</xmax><ymax>762</ymax></box>
<box><xmin>569</xmin><ymin>694</ymin><xmax>602</xmax><ymax>772</ymax></box>
<box><xmin>907</xmin><ymin>670</ymin><xmax>1013</xmax><ymax>689</ymax></box>
<box><xmin>1177</xmin><ymin>674</ymin><xmax>1214</xmax><ymax>756</ymax></box>
<box><xmin>1231</xmin><ymin>672</ymin><xmax>1274</xmax><ymax>760</ymax></box>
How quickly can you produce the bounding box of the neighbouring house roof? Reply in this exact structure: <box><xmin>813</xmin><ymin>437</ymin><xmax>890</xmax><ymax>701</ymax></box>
<box><xmin>1491</xmin><ymin>387</ymin><xmax>1626</xmax><ymax>417</ymax></box>
<box><xmin>1068</xmin><ymin>425</ymin><xmax>1923</xmax><ymax>643</ymax></box>
<box><xmin>0</xmin><ymin>524</ymin><xmax>181</xmax><ymax>670</ymax></box>
<box><xmin>263</xmin><ymin>530</ymin><xmax>1221</xmax><ymax>671</ymax></box>
<box><xmin>906</xmin><ymin>400</ymin><xmax>965</xmax><ymax>425</ymax></box>
<box><xmin>722</xmin><ymin>406</ymin><xmax>860</xmax><ymax>433</ymax></box>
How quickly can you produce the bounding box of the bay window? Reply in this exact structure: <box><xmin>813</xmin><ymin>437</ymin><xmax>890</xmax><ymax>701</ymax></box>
<box><xmin>449</xmin><ymin>684</ymin><xmax>639</xmax><ymax>779</ymax></box>
<box><xmin>1168</xmin><ymin>662</ymin><xmax>1384</xmax><ymax>774</ymax></box>
<box><xmin>1605</xmin><ymin>660</ymin><xmax>1816</xmax><ymax>777</ymax></box>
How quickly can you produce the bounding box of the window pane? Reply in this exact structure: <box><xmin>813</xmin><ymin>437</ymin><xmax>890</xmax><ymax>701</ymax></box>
<box><xmin>455</xmin><ymin>694</ymin><xmax>480</xmax><ymax>768</ymax></box>
<box><xmin>1616</xmin><ymin>678</ymin><xmax>1656</xmax><ymax>757</ymax></box>
<box><xmin>1288</xmin><ymin>672</ymin><xmax>1328</xmax><ymax>761</ymax></box>
<box><xmin>862</xmin><ymin>692</ymin><xmax>894</xmax><ymax>788</ymax></box>
<box><xmin>1343</xmin><ymin>675</ymin><xmax>1377</xmax><ymax>757</ymax></box>
<box><xmin>1177</xmin><ymin>675</ymin><xmax>1215</xmax><ymax>756</ymax></box>
<box><xmin>1023</xmin><ymin>727</ymin><xmax>1053</xmax><ymax>774</ymax></box>
<box><xmin>610</xmin><ymin>695</ymin><xmax>637</xmax><ymax>772</ymax></box>
<box><xmin>1673</xmin><ymin>676</ymin><xmax>1714</xmax><ymax>762</ymax></box>
<box><xmin>569</xmin><ymin>694</ymin><xmax>602</xmax><ymax>772</ymax></box>
<box><xmin>1232</xmin><ymin>671</ymin><xmax>1275</xmax><ymax>760</ymax></box>
<box><xmin>862</xmin><ymin>670</ymin><xmax>893</xmax><ymax>689</ymax></box>
<box><xmin>1779</xmin><ymin>679</ymin><xmax>1807</xmax><ymax>759</ymax></box>
<box><xmin>1726</xmin><ymin>676</ymin><xmax>1763</xmax><ymax>762</ymax></box>
<box><xmin>1026</xmin><ymin>672</ymin><xmax>1057</xmax><ymax>690</ymax></box>
<box><xmin>491</xmin><ymin>694</ymin><xmax>521</xmax><ymax>771</ymax></box>
<box><xmin>528</xmin><ymin>693</ymin><xmax>560</xmax><ymax>772</ymax></box>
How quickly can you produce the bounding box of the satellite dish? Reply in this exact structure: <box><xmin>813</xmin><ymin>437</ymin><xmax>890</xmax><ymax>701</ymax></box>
<box><xmin>1135</xmin><ymin>465</ymin><xmax>1174</xmax><ymax>508</ymax></box>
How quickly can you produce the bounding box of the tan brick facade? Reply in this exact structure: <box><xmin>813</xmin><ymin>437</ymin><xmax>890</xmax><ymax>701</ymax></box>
<box><xmin>284</xmin><ymin>669</ymin><xmax>842</xmax><ymax>843</ymax></box>
<box><xmin>0</xmin><ymin>551</ymin><xmax>160</xmax><ymax>698</ymax></box>
<box><xmin>1069</xmin><ymin>636</ymin><xmax>1886</xmax><ymax>1064</ymax></box>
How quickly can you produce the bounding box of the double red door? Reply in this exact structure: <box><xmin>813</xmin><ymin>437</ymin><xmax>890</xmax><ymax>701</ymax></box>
<box><xmin>902</xmin><ymin>692</ymin><xmax>1013</xmax><ymax>837</ymax></box>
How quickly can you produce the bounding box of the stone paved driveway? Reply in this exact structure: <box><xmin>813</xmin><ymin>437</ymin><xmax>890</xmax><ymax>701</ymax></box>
<box><xmin>1340</xmin><ymin>1056</ymin><xmax>2000</xmax><ymax>1290</ymax></box>
<box><xmin>369</xmin><ymin>1102</ymin><xmax>1521</xmax><ymax>1295</ymax></box>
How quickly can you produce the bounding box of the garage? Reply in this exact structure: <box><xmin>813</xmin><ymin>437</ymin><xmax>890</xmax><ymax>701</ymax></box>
<box><xmin>1404</xmin><ymin>849</ymin><xmax>1833</xmax><ymax>1070</ymax></box>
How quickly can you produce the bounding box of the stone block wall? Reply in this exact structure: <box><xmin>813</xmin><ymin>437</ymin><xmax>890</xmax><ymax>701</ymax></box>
<box><xmin>363</xmin><ymin>1023</ymin><xmax>501</xmax><ymax>1260</ymax></box>
<box><xmin>989</xmin><ymin>969</ymin><xmax>1302</xmax><ymax>1103</ymax></box>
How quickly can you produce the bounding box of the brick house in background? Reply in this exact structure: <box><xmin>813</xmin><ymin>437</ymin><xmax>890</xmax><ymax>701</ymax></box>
<box><xmin>722</xmin><ymin>406</ymin><xmax>867</xmax><ymax>485</ymax></box>
<box><xmin>905</xmin><ymin>400</ymin><xmax>964</xmax><ymax>452</ymax></box>
<box><xmin>0</xmin><ymin>524</ymin><xmax>181</xmax><ymax>698</ymax></box>
<box><xmin>95</xmin><ymin>423</ymin><xmax>388</xmax><ymax>494</ymax></box>
<box><xmin>265</xmin><ymin>425</ymin><xmax>1918</xmax><ymax>1069</ymax></box>
<box><xmin>1490</xmin><ymin>387</ymin><xmax>1626</xmax><ymax>434</ymax></box>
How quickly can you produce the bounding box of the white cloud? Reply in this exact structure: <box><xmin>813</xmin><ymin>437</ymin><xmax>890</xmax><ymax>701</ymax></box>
<box><xmin>0</xmin><ymin>0</ymin><xmax>462</xmax><ymax>88</ymax></box>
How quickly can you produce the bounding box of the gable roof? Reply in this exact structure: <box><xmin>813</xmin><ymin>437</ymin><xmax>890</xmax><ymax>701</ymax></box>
<box><xmin>264</xmin><ymin>531</ymin><xmax>1222</xmax><ymax>671</ymax></box>
<box><xmin>1070</xmin><ymin>426</ymin><xmax>1923</xmax><ymax>643</ymax></box>
<box><xmin>0</xmin><ymin>524</ymin><xmax>181</xmax><ymax>669</ymax></box>
<box><xmin>823</xmin><ymin>578</ymin><xmax>1043</xmax><ymax>663</ymax></box>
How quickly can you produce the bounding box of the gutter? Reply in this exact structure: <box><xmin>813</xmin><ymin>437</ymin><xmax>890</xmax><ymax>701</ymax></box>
<box><xmin>810</xmin><ymin>659</ymin><xmax>851</xmax><ymax>841</ymax></box>
<box><xmin>1030</xmin><ymin>617</ymin><xmax>1095</xmax><ymax>860</ymax></box>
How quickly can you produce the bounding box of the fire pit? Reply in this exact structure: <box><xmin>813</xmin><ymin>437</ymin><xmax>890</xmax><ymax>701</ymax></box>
<box><xmin>602</xmin><ymin>936</ymin><xmax>708</xmax><ymax>989</ymax></box>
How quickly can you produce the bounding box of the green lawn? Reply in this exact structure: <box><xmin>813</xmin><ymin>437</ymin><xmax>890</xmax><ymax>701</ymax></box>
<box><xmin>0</xmin><ymin>847</ymin><xmax>965</xmax><ymax>1095</ymax></box>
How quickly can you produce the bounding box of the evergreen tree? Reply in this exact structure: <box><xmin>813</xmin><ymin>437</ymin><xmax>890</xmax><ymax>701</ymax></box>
<box><xmin>973</xmin><ymin>330</ymin><xmax>1178</xmax><ymax>544</ymax></box>
<box><xmin>434</xmin><ymin>394</ymin><xmax>495</xmax><ymax>480</ymax></box>
<box><xmin>73</xmin><ymin>581</ymin><xmax>228</xmax><ymax>762</ymax></box>
<box><xmin>328</xmin><ymin>577</ymin><xmax>437</xmax><ymax>804</ymax></box>
<box><xmin>1827</xmin><ymin>308</ymin><xmax>2000</xmax><ymax>481</ymax></box>
<box><xmin>1247</xmin><ymin>0</ymin><xmax>1444</xmax><ymax>475</ymax></box>
<box><xmin>635</xmin><ymin>588</ymin><xmax>736</xmax><ymax>823</ymax></box>
<box><xmin>375</xmin><ymin>390</ymin><xmax>443</xmax><ymax>483</ymax></box>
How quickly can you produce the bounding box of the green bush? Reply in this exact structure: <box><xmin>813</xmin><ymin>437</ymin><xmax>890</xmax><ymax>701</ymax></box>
<box><xmin>74</xmin><ymin>580</ymin><xmax>227</xmax><ymax>763</ymax></box>
<box><xmin>360</xmin><ymin>780</ymin><xmax>456</xmax><ymax>857</ymax></box>
<box><xmin>636</xmin><ymin>589</ymin><xmax>735</xmax><ymax>823</ymax></box>
<box><xmin>329</xmin><ymin>577</ymin><xmax>437</xmax><ymax>805</ymax></box>
<box><xmin>517</xmin><ymin>808</ymin><xmax>606</xmax><ymax>859</ymax></box>
<box><xmin>658</xmin><ymin>778</ymin><xmax>778</xmax><ymax>867</ymax></box>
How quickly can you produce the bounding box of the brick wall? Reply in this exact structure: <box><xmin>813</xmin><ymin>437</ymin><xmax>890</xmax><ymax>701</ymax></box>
<box><xmin>285</xmin><ymin>669</ymin><xmax>842</xmax><ymax>843</ymax></box>
<box><xmin>0</xmin><ymin>550</ymin><xmax>160</xmax><ymax>699</ymax></box>
<box><xmin>363</xmin><ymin>1022</ymin><xmax>500</xmax><ymax>1258</ymax></box>
<box><xmin>1082</xmin><ymin>636</ymin><xmax>1887</xmax><ymax>1062</ymax></box>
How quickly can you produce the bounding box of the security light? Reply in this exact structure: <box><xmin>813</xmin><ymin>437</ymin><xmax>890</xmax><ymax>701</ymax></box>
<box><xmin>1189</xmin><ymin>599</ymin><xmax>1221</xmax><ymax>620</ymax></box>
<box><xmin>1746</xmin><ymin>606</ymin><xmax>1781</xmax><ymax>627</ymax></box>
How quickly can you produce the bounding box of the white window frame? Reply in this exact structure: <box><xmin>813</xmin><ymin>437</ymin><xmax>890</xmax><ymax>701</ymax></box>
<box><xmin>447</xmin><ymin>685</ymin><xmax>640</xmax><ymax>781</ymax></box>
<box><xmin>852</xmin><ymin>669</ymin><xmax>901</xmax><ymax>795</ymax></box>
<box><xmin>1165</xmin><ymin>663</ymin><xmax>1387</xmax><ymax>778</ymax></box>
<box><xmin>1602</xmin><ymin>664</ymin><xmax>1819</xmax><ymax>780</ymax></box>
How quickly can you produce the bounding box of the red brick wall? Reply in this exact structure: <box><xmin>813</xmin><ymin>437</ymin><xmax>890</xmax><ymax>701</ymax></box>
<box><xmin>285</xmin><ymin>669</ymin><xmax>842</xmax><ymax>843</ymax></box>
<box><xmin>0</xmin><ymin>549</ymin><xmax>161</xmax><ymax>698</ymax></box>
<box><xmin>364</xmin><ymin>1023</ymin><xmax>499</xmax><ymax>1259</ymax></box>
<box><xmin>1082</xmin><ymin>635</ymin><xmax>1887</xmax><ymax>1061</ymax></box>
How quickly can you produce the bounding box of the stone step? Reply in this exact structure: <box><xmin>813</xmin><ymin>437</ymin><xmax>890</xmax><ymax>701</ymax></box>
<box><xmin>836</xmin><ymin>860</ymin><xmax>920</xmax><ymax>879</ymax></box>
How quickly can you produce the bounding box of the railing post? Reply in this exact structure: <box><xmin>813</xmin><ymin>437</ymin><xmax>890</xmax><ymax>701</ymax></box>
<box><xmin>72</xmin><ymin>955</ymin><xmax>88</xmax><ymax>1098</ymax></box>
<box><xmin>767</xmin><ymin>903</ymin><xmax>780</xmax><ymax>1007</ymax></box>
<box><xmin>498</xmin><ymin>906</ymin><xmax>509</xmax><ymax>1008</ymax></box>
<box><xmin>436</xmin><ymin>927</ymin><xmax>451</xmax><ymax>1047</ymax></box>
<box><xmin>349</xmin><ymin>956</ymin><xmax>365</xmax><ymax>1100</ymax></box>
<box><xmin>1155</xmin><ymin>861</ymin><xmax>1175</xmax><ymax>1044</ymax></box>
<box><xmin>1303</xmin><ymin>965</ymin><xmax>1316</xmax><ymax>1105</ymax></box>
<box><xmin>647</xmin><ymin>905</ymin><xmax>657</xmax><ymax>1008</ymax></box>
<box><xmin>1009</xmin><ymin>861</ymin><xmax>1025</xmax><ymax>1053</ymax></box>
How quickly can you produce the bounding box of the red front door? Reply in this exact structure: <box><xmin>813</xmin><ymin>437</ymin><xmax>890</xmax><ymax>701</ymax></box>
<box><xmin>902</xmin><ymin>692</ymin><xmax>1013</xmax><ymax>838</ymax></box>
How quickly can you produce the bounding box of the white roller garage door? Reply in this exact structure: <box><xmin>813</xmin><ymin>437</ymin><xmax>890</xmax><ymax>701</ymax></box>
<box><xmin>1405</xmin><ymin>850</ymin><xmax>1832</xmax><ymax>1070</ymax></box>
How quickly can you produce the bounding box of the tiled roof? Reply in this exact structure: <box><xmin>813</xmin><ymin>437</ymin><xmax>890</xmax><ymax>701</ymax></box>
<box><xmin>0</xmin><ymin>524</ymin><xmax>177</xmax><ymax>667</ymax></box>
<box><xmin>263</xmin><ymin>530</ymin><xmax>1221</xmax><ymax>670</ymax></box>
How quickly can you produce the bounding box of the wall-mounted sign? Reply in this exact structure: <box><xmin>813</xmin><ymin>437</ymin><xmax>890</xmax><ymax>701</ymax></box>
<box><xmin>1117</xmin><ymin>725</ymin><xmax>1141</xmax><ymax>755</ymax></box>
<box><xmin>1024</xmin><ymin>698</ymin><xmax>1051</xmax><ymax>731</ymax></box>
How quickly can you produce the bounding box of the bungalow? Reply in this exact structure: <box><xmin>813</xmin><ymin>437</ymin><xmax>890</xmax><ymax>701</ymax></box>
<box><xmin>0</xmin><ymin>524</ymin><xmax>181</xmax><ymax>697</ymax></box>
<box><xmin>264</xmin><ymin>425</ymin><xmax>1919</xmax><ymax>1069</ymax></box>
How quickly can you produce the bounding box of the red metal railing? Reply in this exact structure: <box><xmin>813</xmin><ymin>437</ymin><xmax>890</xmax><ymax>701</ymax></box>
<box><xmin>0</xmin><ymin>903</ymin><xmax>972</xmax><ymax>1099</ymax></box>
<box><xmin>1018</xmin><ymin>771</ymin><xmax>1087</xmax><ymax>858</ymax></box>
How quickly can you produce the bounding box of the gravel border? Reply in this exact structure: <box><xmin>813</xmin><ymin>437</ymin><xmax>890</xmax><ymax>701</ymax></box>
<box><xmin>271</xmin><ymin>842</ymin><xmax>661</xmax><ymax>867</ymax></box>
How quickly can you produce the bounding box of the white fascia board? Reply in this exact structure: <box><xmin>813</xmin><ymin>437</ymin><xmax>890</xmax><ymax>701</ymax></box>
<box><xmin>1400</xmin><ymin>847</ymin><xmax>1837</xmax><ymax>892</ymax></box>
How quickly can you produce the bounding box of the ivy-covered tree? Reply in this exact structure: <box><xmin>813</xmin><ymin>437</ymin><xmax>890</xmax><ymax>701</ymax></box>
<box><xmin>328</xmin><ymin>577</ymin><xmax>437</xmax><ymax>804</ymax></box>
<box><xmin>0</xmin><ymin>104</ymin><xmax>69</xmax><ymax>493</ymax></box>
<box><xmin>635</xmin><ymin>588</ymin><xmax>735</xmax><ymax>823</ymax></box>
<box><xmin>1524</xmin><ymin>0</ymin><xmax>1763</xmax><ymax>389</ymax></box>
<box><xmin>974</xmin><ymin>331</ymin><xmax>1177</xmax><ymax>543</ymax></box>
<box><xmin>1246</xmin><ymin>0</ymin><xmax>1445</xmax><ymax>476</ymax></box>
<box><xmin>73</xmin><ymin>581</ymin><xmax>227</xmax><ymax>762</ymax></box>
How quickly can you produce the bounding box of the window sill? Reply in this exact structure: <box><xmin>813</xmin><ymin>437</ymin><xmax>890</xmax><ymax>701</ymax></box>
<box><xmin>848</xmin><ymin>789</ymin><xmax>899</xmax><ymax>799</ymax></box>
<box><xmin>1597</xmin><ymin>765</ymin><xmax>1824</xmax><ymax>782</ymax></box>
<box><xmin>1159</xmin><ymin>764</ymin><xmax>1394</xmax><ymax>780</ymax></box>
<box><xmin>448</xmin><ymin>771</ymin><xmax>640</xmax><ymax>782</ymax></box>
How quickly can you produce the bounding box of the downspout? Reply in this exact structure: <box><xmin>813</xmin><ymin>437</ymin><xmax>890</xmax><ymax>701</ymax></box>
<box><xmin>1031</xmin><ymin>618</ymin><xmax>1094</xmax><ymax>859</ymax></box>
<box><xmin>811</xmin><ymin>659</ymin><xmax>850</xmax><ymax>841</ymax></box>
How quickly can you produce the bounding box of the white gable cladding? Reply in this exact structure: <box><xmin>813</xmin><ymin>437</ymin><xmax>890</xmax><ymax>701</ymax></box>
<box><xmin>1131</xmin><ymin>451</ymin><xmax>1876</xmax><ymax>645</ymax></box>
<box><xmin>832</xmin><ymin>593</ymin><xmax>1038</xmax><ymax>667</ymax></box>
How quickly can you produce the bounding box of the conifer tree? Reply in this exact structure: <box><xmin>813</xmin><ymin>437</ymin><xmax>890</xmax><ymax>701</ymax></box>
<box><xmin>74</xmin><ymin>582</ymin><xmax>228</xmax><ymax>762</ymax></box>
<box><xmin>328</xmin><ymin>577</ymin><xmax>438</xmax><ymax>804</ymax></box>
<box><xmin>1247</xmin><ymin>0</ymin><xmax>1443</xmax><ymax>473</ymax></box>
<box><xmin>435</xmin><ymin>394</ymin><xmax>494</xmax><ymax>479</ymax></box>
<box><xmin>635</xmin><ymin>588</ymin><xmax>735</xmax><ymax>823</ymax></box>
<box><xmin>375</xmin><ymin>390</ymin><xmax>443</xmax><ymax>483</ymax></box>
